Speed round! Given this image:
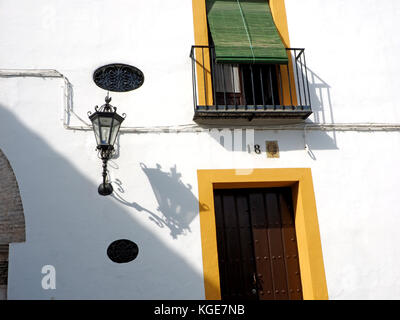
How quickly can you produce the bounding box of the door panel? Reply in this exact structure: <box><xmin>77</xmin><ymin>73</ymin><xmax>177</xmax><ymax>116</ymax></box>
<box><xmin>221</xmin><ymin>193</ymin><xmax>242</xmax><ymax>299</ymax></box>
<box><xmin>213</xmin><ymin>188</ymin><xmax>303</xmax><ymax>300</ymax></box>
<box><xmin>263</xmin><ymin>192</ymin><xmax>289</xmax><ymax>300</ymax></box>
<box><xmin>248</xmin><ymin>191</ymin><xmax>275</xmax><ymax>300</ymax></box>
<box><xmin>278</xmin><ymin>191</ymin><xmax>303</xmax><ymax>299</ymax></box>
<box><xmin>235</xmin><ymin>194</ymin><xmax>258</xmax><ymax>299</ymax></box>
<box><xmin>214</xmin><ymin>192</ymin><xmax>257</xmax><ymax>300</ymax></box>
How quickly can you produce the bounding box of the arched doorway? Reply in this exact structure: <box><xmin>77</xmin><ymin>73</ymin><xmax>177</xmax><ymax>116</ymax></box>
<box><xmin>0</xmin><ymin>148</ymin><xmax>25</xmax><ymax>300</ymax></box>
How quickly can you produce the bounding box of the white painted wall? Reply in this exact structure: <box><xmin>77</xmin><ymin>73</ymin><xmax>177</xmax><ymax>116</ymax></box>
<box><xmin>285</xmin><ymin>0</ymin><xmax>400</xmax><ymax>124</ymax></box>
<box><xmin>284</xmin><ymin>0</ymin><xmax>400</xmax><ymax>299</ymax></box>
<box><xmin>0</xmin><ymin>0</ymin><xmax>399</xmax><ymax>299</ymax></box>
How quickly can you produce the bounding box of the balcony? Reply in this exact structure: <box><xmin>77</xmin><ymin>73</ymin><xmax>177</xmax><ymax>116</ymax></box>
<box><xmin>190</xmin><ymin>46</ymin><xmax>312</xmax><ymax>125</ymax></box>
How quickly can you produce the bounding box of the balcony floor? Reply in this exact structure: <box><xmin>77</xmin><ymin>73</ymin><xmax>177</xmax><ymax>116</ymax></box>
<box><xmin>193</xmin><ymin>105</ymin><xmax>312</xmax><ymax>125</ymax></box>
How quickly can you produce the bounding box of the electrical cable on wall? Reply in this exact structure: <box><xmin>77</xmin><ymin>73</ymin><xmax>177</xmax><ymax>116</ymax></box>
<box><xmin>2</xmin><ymin>69</ymin><xmax>400</xmax><ymax>133</ymax></box>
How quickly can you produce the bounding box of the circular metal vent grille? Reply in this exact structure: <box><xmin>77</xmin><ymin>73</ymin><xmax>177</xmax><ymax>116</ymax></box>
<box><xmin>93</xmin><ymin>63</ymin><xmax>144</xmax><ymax>92</ymax></box>
<box><xmin>107</xmin><ymin>239</ymin><xmax>139</xmax><ymax>263</ymax></box>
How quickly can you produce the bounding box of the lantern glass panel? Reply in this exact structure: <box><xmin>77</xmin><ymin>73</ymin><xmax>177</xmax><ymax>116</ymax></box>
<box><xmin>92</xmin><ymin>116</ymin><xmax>101</xmax><ymax>146</ymax></box>
<box><xmin>109</xmin><ymin>118</ymin><xmax>122</xmax><ymax>146</ymax></box>
<box><xmin>99</xmin><ymin>116</ymin><xmax>113</xmax><ymax>145</ymax></box>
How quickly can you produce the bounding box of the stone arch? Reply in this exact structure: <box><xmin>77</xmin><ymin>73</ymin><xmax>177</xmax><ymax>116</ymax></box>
<box><xmin>0</xmin><ymin>148</ymin><xmax>25</xmax><ymax>244</ymax></box>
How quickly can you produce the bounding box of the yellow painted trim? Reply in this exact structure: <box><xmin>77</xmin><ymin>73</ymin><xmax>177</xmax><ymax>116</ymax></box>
<box><xmin>269</xmin><ymin>0</ymin><xmax>290</xmax><ymax>48</ymax></box>
<box><xmin>192</xmin><ymin>0</ymin><xmax>209</xmax><ymax>46</ymax></box>
<box><xmin>197</xmin><ymin>168</ymin><xmax>328</xmax><ymax>300</ymax></box>
<box><xmin>192</xmin><ymin>0</ymin><xmax>298</xmax><ymax>106</ymax></box>
<box><xmin>192</xmin><ymin>0</ymin><xmax>213</xmax><ymax>106</ymax></box>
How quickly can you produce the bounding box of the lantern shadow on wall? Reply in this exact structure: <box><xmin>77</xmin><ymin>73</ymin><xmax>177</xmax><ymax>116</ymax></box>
<box><xmin>112</xmin><ymin>163</ymin><xmax>207</xmax><ymax>239</ymax></box>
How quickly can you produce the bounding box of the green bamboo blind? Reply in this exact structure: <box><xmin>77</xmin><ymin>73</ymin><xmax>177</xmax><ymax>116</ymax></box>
<box><xmin>206</xmin><ymin>0</ymin><xmax>288</xmax><ymax>64</ymax></box>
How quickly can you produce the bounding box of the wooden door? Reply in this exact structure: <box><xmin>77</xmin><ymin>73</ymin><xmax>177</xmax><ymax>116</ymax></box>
<box><xmin>213</xmin><ymin>187</ymin><xmax>303</xmax><ymax>300</ymax></box>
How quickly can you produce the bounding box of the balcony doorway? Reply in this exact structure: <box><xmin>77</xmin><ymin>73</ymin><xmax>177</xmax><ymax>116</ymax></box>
<box><xmin>214</xmin><ymin>63</ymin><xmax>280</xmax><ymax>107</ymax></box>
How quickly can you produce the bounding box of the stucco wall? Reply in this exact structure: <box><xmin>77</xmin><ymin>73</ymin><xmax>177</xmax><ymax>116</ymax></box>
<box><xmin>0</xmin><ymin>0</ymin><xmax>399</xmax><ymax>299</ymax></box>
<box><xmin>285</xmin><ymin>0</ymin><xmax>400</xmax><ymax>124</ymax></box>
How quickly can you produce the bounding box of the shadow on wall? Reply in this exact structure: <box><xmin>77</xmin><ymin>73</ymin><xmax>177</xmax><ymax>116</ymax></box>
<box><xmin>304</xmin><ymin>67</ymin><xmax>338</xmax><ymax>151</ymax></box>
<box><xmin>112</xmin><ymin>163</ymin><xmax>203</xmax><ymax>239</ymax></box>
<box><xmin>203</xmin><ymin>67</ymin><xmax>339</xmax><ymax>159</ymax></box>
<box><xmin>0</xmin><ymin>104</ymin><xmax>211</xmax><ymax>299</ymax></box>
<box><xmin>306</xmin><ymin>67</ymin><xmax>335</xmax><ymax>126</ymax></box>
<box><xmin>205</xmin><ymin>126</ymin><xmax>338</xmax><ymax>161</ymax></box>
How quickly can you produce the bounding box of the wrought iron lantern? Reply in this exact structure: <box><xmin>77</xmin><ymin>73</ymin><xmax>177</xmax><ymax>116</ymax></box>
<box><xmin>89</xmin><ymin>63</ymin><xmax>144</xmax><ymax>196</ymax></box>
<box><xmin>88</xmin><ymin>95</ymin><xmax>125</xmax><ymax>196</ymax></box>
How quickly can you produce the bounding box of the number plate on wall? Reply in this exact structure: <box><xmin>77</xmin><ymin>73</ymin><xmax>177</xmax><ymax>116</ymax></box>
<box><xmin>266</xmin><ymin>141</ymin><xmax>280</xmax><ymax>158</ymax></box>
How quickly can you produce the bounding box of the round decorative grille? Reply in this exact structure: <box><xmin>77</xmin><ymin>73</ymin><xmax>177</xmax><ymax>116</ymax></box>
<box><xmin>93</xmin><ymin>63</ymin><xmax>144</xmax><ymax>92</ymax></box>
<box><xmin>107</xmin><ymin>239</ymin><xmax>139</xmax><ymax>263</ymax></box>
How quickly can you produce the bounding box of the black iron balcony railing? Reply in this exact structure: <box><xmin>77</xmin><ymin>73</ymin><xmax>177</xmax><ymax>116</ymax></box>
<box><xmin>190</xmin><ymin>45</ymin><xmax>312</xmax><ymax>123</ymax></box>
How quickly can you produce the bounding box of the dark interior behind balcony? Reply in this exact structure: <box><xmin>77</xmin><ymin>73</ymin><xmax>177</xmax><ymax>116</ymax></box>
<box><xmin>214</xmin><ymin>63</ymin><xmax>280</xmax><ymax>106</ymax></box>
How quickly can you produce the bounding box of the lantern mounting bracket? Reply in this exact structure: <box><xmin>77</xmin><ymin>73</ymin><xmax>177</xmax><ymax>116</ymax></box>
<box><xmin>98</xmin><ymin>145</ymin><xmax>114</xmax><ymax>196</ymax></box>
<box><xmin>88</xmin><ymin>95</ymin><xmax>126</xmax><ymax>119</ymax></box>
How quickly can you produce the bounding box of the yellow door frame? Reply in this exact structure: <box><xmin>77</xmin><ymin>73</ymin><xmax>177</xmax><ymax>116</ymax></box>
<box><xmin>197</xmin><ymin>168</ymin><xmax>328</xmax><ymax>300</ymax></box>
